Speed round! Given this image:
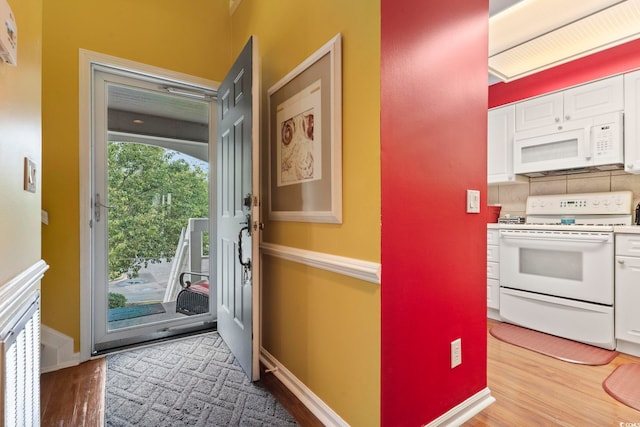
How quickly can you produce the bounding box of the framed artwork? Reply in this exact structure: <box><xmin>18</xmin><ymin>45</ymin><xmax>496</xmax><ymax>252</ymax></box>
<box><xmin>268</xmin><ymin>34</ymin><xmax>342</xmax><ymax>223</ymax></box>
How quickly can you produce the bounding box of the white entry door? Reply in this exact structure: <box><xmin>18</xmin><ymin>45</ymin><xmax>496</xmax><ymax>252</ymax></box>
<box><xmin>217</xmin><ymin>37</ymin><xmax>261</xmax><ymax>381</ymax></box>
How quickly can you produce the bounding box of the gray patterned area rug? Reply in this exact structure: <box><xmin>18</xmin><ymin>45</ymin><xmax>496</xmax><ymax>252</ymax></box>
<box><xmin>105</xmin><ymin>332</ymin><xmax>298</xmax><ymax>426</ymax></box>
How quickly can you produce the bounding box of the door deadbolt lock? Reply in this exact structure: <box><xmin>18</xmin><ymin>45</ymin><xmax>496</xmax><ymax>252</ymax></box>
<box><xmin>243</xmin><ymin>193</ymin><xmax>252</xmax><ymax>209</ymax></box>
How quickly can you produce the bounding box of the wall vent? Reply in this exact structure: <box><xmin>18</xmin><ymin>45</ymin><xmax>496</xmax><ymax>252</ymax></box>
<box><xmin>1</xmin><ymin>295</ymin><xmax>40</xmax><ymax>426</ymax></box>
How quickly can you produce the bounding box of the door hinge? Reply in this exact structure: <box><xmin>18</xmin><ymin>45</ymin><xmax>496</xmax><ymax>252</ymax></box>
<box><xmin>253</xmin><ymin>196</ymin><xmax>259</xmax><ymax>207</ymax></box>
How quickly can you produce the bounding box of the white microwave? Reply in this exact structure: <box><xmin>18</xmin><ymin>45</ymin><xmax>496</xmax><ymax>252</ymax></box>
<box><xmin>513</xmin><ymin>112</ymin><xmax>623</xmax><ymax>177</ymax></box>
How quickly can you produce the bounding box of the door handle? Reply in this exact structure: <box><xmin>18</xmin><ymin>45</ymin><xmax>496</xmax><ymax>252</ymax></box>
<box><xmin>585</xmin><ymin>127</ymin><xmax>593</xmax><ymax>161</ymax></box>
<box><xmin>238</xmin><ymin>226</ymin><xmax>251</xmax><ymax>270</ymax></box>
<box><xmin>94</xmin><ymin>193</ymin><xmax>114</xmax><ymax>222</ymax></box>
<box><xmin>240</xmin><ymin>213</ymin><xmax>252</xmax><ymax>235</ymax></box>
<box><xmin>500</xmin><ymin>230</ymin><xmax>611</xmax><ymax>243</ymax></box>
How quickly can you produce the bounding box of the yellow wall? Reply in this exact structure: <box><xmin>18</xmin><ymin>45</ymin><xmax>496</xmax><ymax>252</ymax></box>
<box><xmin>0</xmin><ymin>0</ymin><xmax>42</xmax><ymax>284</ymax></box>
<box><xmin>41</xmin><ymin>0</ymin><xmax>232</xmax><ymax>348</ymax></box>
<box><xmin>231</xmin><ymin>1</ymin><xmax>381</xmax><ymax>425</ymax></box>
<box><xmin>233</xmin><ymin>1</ymin><xmax>381</xmax><ymax>261</ymax></box>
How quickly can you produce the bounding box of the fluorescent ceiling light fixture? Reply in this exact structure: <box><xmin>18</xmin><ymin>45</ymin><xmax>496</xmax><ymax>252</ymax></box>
<box><xmin>489</xmin><ymin>0</ymin><xmax>640</xmax><ymax>82</ymax></box>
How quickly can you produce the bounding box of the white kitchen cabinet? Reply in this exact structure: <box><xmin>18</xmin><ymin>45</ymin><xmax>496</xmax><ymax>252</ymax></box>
<box><xmin>515</xmin><ymin>75</ymin><xmax>623</xmax><ymax>132</ymax></box>
<box><xmin>564</xmin><ymin>75</ymin><xmax>623</xmax><ymax>121</ymax></box>
<box><xmin>487</xmin><ymin>227</ymin><xmax>500</xmax><ymax>317</ymax></box>
<box><xmin>615</xmin><ymin>234</ymin><xmax>640</xmax><ymax>351</ymax></box>
<box><xmin>624</xmin><ymin>70</ymin><xmax>640</xmax><ymax>173</ymax></box>
<box><xmin>515</xmin><ymin>92</ymin><xmax>562</xmax><ymax>131</ymax></box>
<box><xmin>488</xmin><ymin>105</ymin><xmax>527</xmax><ymax>184</ymax></box>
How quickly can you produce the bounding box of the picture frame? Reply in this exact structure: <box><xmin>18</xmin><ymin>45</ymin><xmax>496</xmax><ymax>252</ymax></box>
<box><xmin>267</xmin><ymin>34</ymin><xmax>342</xmax><ymax>223</ymax></box>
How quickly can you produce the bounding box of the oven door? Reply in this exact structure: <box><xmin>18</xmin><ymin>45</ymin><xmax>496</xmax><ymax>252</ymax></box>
<box><xmin>500</xmin><ymin>229</ymin><xmax>614</xmax><ymax>305</ymax></box>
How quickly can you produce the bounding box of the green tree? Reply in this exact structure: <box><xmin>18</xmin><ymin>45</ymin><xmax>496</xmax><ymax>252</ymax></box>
<box><xmin>108</xmin><ymin>292</ymin><xmax>127</xmax><ymax>309</ymax></box>
<box><xmin>107</xmin><ymin>142</ymin><xmax>208</xmax><ymax>280</ymax></box>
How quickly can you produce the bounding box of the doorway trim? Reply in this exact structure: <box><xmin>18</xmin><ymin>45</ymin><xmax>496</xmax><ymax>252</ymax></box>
<box><xmin>78</xmin><ymin>49</ymin><xmax>220</xmax><ymax>361</ymax></box>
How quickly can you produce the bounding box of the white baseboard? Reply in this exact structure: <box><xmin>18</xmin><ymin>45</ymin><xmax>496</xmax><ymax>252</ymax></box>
<box><xmin>41</xmin><ymin>324</ymin><xmax>80</xmax><ymax>373</ymax></box>
<box><xmin>260</xmin><ymin>347</ymin><xmax>349</xmax><ymax>426</ymax></box>
<box><xmin>424</xmin><ymin>388</ymin><xmax>495</xmax><ymax>427</ymax></box>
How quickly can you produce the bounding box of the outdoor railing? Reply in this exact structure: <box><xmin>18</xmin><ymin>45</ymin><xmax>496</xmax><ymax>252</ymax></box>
<box><xmin>163</xmin><ymin>218</ymin><xmax>208</xmax><ymax>303</ymax></box>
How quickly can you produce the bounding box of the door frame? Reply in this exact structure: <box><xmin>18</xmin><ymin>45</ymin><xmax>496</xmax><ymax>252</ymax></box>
<box><xmin>78</xmin><ymin>49</ymin><xmax>220</xmax><ymax>361</ymax></box>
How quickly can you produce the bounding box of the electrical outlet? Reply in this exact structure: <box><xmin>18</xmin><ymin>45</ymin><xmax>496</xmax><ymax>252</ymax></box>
<box><xmin>466</xmin><ymin>189</ymin><xmax>480</xmax><ymax>213</ymax></box>
<box><xmin>451</xmin><ymin>338</ymin><xmax>462</xmax><ymax>368</ymax></box>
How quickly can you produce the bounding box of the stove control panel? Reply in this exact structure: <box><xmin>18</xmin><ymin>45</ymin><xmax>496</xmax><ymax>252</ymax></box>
<box><xmin>526</xmin><ymin>191</ymin><xmax>633</xmax><ymax>215</ymax></box>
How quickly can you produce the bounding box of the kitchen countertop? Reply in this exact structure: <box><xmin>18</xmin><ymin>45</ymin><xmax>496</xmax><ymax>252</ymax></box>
<box><xmin>487</xmin><ymin>223</ymin><xmax>500</xmax><ymax>229</ymax></box>
<box><xmin>614</xmin><ymin>225</ymin><xmax>640</xmax><ymax>234</ymax></box>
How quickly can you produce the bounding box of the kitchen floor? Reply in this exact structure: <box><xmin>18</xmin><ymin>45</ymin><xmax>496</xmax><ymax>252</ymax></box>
<box><xmin>468</xmin><ymin>319</ymin><xmax>640</xmax><ymax>426</ymax></box>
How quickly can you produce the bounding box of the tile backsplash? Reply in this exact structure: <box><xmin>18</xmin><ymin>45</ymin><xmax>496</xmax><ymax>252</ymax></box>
<box><xmin>488</xmin><ymin>170</ymin><xmax>640</xmax><ymax>217</ymax></box>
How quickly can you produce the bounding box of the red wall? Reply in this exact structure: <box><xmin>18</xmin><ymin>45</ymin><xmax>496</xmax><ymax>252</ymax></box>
<box><xmin>489</xmin><ymin>38</ymin><xmax>640</xmax><ymax>107</ymax></box>
<box><xmin>381</xmin><ymin>1</ymin><xmax>489</xmax><ymax>425</ymax></box>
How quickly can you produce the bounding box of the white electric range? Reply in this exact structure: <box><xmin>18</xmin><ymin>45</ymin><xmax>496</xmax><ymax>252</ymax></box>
<box><xmin>498</xmin><ymin>191</ymin><xmax>633</xmax><ymax>350</ymax></box>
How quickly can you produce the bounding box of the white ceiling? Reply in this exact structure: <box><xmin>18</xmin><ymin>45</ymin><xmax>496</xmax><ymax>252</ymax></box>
<box><xmin>488</xmin><ymin>0</ymin><xmax>640</xmax><ymax>83</ymax></box>
<box><xmin>488</xmin><ymin>0</ymin><xmax>524</xmax><ymax>84</ymax></box>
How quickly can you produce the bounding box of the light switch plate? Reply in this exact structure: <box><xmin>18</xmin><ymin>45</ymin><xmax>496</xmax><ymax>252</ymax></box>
<box><xmin>24</xmin><ymin>157</ymin><xmax>36</xmax><ymax>193</ymax></box>
<box><xmin>451</xmin><ymin>338</ymin><xmax>462</xmax><ymax>368</ymax></box>
<box><xmin>466</xmin><ymin>189</ymin><xmax>480</xmax><ymax>213</ymax></box>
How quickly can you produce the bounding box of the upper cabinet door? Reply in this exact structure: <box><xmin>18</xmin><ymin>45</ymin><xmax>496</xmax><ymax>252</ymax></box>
<box><xmin>515</xmin><ymin>92</ymin><xmax>563</xmax><ymax>132</ymax></box>
<box><xmin>625</xmin><ymin>70</ymin><xmax>640</xmax><ymax>174</ymax></box>
<box><xmin>564</xmin><ymin>75</ymin><xmax>623</xmax><ymax>122</ymax></box>
<box><xmin>515</xmin><ymin>75</ymin><xmax>623</xmax><ymax>133</ymax></box>
<box><xmin>488</xmin><ymin>105</ymin><xmax>516</xmax><ymax>184</ymax></box>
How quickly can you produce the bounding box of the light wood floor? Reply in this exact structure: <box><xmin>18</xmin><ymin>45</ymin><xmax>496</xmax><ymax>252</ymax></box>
<box><xmin>467</xmin><ymin>319</ymin><xmax>640</xmax><ymax>426</ymax></box>
<box><xmin>41</xmin><ymin>321</ymin><xmax>640</xmax><ymax>426</ymax></box>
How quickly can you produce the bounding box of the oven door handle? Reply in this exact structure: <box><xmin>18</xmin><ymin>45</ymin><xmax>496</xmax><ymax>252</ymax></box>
<box><xmin>499</xmin><ymin>230</ymin><xmax>611</xmax><ymax>243</ymax></box>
